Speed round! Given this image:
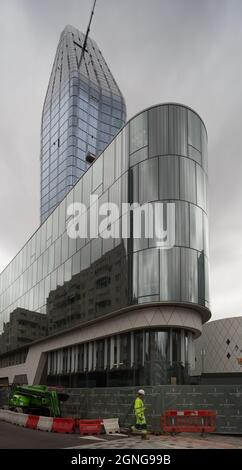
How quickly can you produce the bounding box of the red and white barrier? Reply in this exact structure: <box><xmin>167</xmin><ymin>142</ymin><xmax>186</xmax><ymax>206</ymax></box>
<box><xmin>0</xmin><ymin>409</ymin><xmax>76</xmax><ymax>434</ymax></box>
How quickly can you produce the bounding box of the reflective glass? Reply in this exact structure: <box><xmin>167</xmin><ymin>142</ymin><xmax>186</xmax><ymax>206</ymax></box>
<box><xmin>91</xmin><ymin>238</ymin><xmax>102</xmax><ymax>264</ymax></box>
<box><xmin>198</xmin><ymin>251</ymin><xmax>205</xmax><ymax>304</ymax></box>
<box><xmin>180</xmin><ymin>157</ymin><xmax>196</xmax><ymax>203</ymax></box>
<box><xmin>160</xmin><ymin>247</ymin><xmax>180</xmax><ymax>301</ymax></box>
<box><xmin>168</xmin><ymin>105</ymin><xmax>187</xmax><ymax>156</ymax></box>
<box><xmin>201</xmin><ymin>123</ymin><xmax>208</xmax><ymax>173</ymax></box>
<box><xmin>72</xmin><ymin>250</ymin><xmax>81</xmax><ymax>276</ymax></box>
<box><xmin>130</xmin><ymin>147</ymin><xmax>148</xmax><ymax>167</ymax></box>
<box><xmin>190</xmin><ymin>204</ymin><xmax>203</xmax><ymax>251</ymax></box>
<box><xmin>61</xmin><ymin>231</ymin><xmax>69</xmax><ymax>264</ymax></box>
<box><xmin>103</xmin><ymin>141</ymin><xmax>115</xmax><ymax>191</ymax></box>
<box><xmin>139</xmin><ymin>158</ymin><xmax>158</xmax><ymax>204</ymax></box>
<box><xmin>138</xmin><ymin>249</ymin><xmax>159</xmax><ymax>296</ymax></box>
<box><xmin>159</xmin><ymin>156</ymin><xmax>179</xmax><ymax>200</ymax></box>
<box><xmin>92</xmin><ymin>154</ymin><xmax>103</xmax><ymax>191</ymax></box>
<box><xmin>196</xmin><ymin>164</ymin><xmax>206</xmax><ymax>210</ymax></box>
<box><xmin>188</xmin><ymin>110</ymin><xmax>201</xmax><ymax>152</ymax></box>
<box><xmin>81</xmin><ymin>243</ymin><xmax>90</xmax><ymax>270</ymax></box>
<box><xmin>129</xmin><ymin>112</ymin><xmax>147</xmax><ymax>154</ymax></box>
<box><xmin>82</xmin><ymin>168</ymin><xmax>92</xmax><ymax>207</ymax></box>
<box><xmin>148</xmin><ymin>105</ymin><xmax>168</xmax><ymax>157</ymax></box>
<box><xmin>181</xmin><ymin>248</ymin><xmax>198</xmax><ymax>303</ymax></box>
<box><xmin>175</xmin><ymin>201</ymin><xmax>189</xmax><ymax>247</ymax></box>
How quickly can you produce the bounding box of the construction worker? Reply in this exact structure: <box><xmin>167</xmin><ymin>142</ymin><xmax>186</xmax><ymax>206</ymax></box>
<box><xmin>131</xmin><ymin>389</ymin><xmax>147</xmax><ymax>434</ymax></box>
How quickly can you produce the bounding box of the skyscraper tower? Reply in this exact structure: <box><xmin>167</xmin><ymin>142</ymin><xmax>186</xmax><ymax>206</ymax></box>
<box><xmin>40</xmin><ymin>25</ymin><xmax>126</xmax><ymax>222</ymax></box>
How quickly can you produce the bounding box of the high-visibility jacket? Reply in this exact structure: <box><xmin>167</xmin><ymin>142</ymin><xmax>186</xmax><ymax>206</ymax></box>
<box><xmin>134</xmin><ymin>397</ymin><xmax>146</xmax><ymax>425</ymax></box>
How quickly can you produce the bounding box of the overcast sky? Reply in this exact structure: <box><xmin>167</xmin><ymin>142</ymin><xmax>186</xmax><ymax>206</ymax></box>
<box><xmin>0</xmin><ymin>0</ymin><xmax>241</xmax><ymax>320</ymax></box>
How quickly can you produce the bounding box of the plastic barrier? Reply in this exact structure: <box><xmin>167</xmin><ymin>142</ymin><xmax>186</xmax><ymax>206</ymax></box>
<box><xmin>0</xmin><ymin>409</ymin><xmax>76</xmax><ymax>434</ymax></box>
<box><xmin>14</xmin><ymin>413</ymin><xmax>28</xmax><ymax>427</ymax></box>
<box><xmin>37</xmin><ymin>416</ymin><xmax>53</xmax><ymax>432</ymax></box>
<box><xmin>103</xmin><ymin>418</ymin><xmax>120</xmax><ymax>434</ymax></box>
<box><xmin>52</xmin><ymin>417</ymin><xmax>75</xmax><ymax>434</ymax></box>
<box><xmin>26</xmin><ymin>415</ymin><xmax>39</xmax><ymax>430</ymax></box>
<box><xmin>79</xmin><ymin>419</ymin><xmax>103</xmax><ymax>436</ymax></box>
<box><xmin>0</xmin><ymin>409</ymin><xmax>16</xmax><ymax>422</ymax></box>
<box><xmin>161</xmin><ymin>410</ymin><xmax>216</xmax><ymax>434</ymax></box>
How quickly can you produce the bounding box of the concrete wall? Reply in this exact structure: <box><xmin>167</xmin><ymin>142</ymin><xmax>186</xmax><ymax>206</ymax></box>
<box><xmin>1</xmin><ymin>384</ymin><xmax>242</xmax><ymax>434</ymax></box>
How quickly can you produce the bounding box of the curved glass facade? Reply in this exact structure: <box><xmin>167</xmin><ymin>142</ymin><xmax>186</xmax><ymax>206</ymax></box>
<box><xmin>0</xmin><ymin>103</ymin><xmax>210</xmax><ymax>357</ymax></box>
<box><xmin>46</xmin><ymin>328</ymin><xmax>191</xmax><ymax>387</ymax></box>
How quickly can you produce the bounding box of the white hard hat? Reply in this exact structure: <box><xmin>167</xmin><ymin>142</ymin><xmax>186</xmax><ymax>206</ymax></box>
<box><xmin>138</xmin><ymin>389</ymin><xmax>145</xmax><ymax>395</ymax></box>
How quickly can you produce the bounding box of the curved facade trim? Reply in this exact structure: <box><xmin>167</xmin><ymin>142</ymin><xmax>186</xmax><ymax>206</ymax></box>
<box><xmin>0</xmin><ymin>305</ymin><xmax>201</xmax><ymax>386</ymax></box>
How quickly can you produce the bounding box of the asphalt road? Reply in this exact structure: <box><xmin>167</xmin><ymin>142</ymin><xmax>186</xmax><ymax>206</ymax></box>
<box><xmin>0</xmin><ymin>421</ymin><xmax>98</xmax><ymax>449</ymax></box>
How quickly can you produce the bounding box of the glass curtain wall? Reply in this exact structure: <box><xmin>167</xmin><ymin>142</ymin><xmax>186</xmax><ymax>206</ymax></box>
<box><xmin>0</xmin><ymin>104</ymin><xmax>209</xmax><ymax>351</ymax></box>
<box><xmin>46</xmin><ymin>328</ymin><xmax>191</xmax><ymax>387</ymax></box>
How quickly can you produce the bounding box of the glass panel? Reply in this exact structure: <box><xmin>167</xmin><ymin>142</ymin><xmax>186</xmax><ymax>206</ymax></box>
<box><xmin>181</xmin><ymin>248</ymin><xmax>198</xmax><ymax>303</ymax></box>
<box><xmin>204</xmin><ymin>256</ymin><xmax>210</xmax><ymax>303</ymax></box>
<box><xmin>138</xmin><ymin>249</ymin><xmax>159</xmax><ymax>296</ymax></box>
<box><xmin>160</xmin><ymin>247</ymin><xmax>180</xmax><ymax>301</ymax></box>
<box><xmin>180</xmin><ymin>157</ymin><xmax>196</xmax><ymax>203</ymax></box>
<box><xmin>175</xmin><ymin>201</ymin><xmax>189</xmax><ymax>247</ymax></box>
<box><xmin>74</xmin><ymin>178</ymin><xmax>83</xmax><ymax>204</ymax></box>
<box><xmin>188</xmin><ymin>110</ymin><xmax>201</xmax><ymax>152</ymax></box>
<box><xmin>109</xmin><ymin>177</ymin><xmax>121</xmax><ymax>211</ymax></box>
<box><xmin>61</xmin><ymin>231</ymin><xmax>69</xmax><ymax>264</ymax></box>
<box><xmin>159</xmin><ymin>156</ymin><xmax>179</xmax><ymax>200</ymax></box>
<box><xmin>58</xmin><ymin>199</ymin><xmax>66</xmax><ymax>236</ymax></box>
<box><xmin>148</xmin><ymin>105</ymin><xmax>168</xmax><ymax>157</ymax></box>
<box><xmin>201</xmin><ymin>123</ymin><xmax>208</xmax><ymax>174</ymax></box>
<box><xmin>134</xmin><ymin>331</ymin><xmax>144</xmax><ymax>366</ymax></box>
<box><xmin>103</xmin><ymin>141</ymin><xmax>115</xmax><ymax>191</ymax></box>
<box><xmin>115</xmin><ymin>133</ymin><xmax>122</xmax><ymax>179</ymax></box>
<box><xmin>72</xmin><ymin>250</ymin><xmax>81</xmax><ymax>276</ymax></box>
<box><xmin>81</xmin><ymin>243</ymin><xmax>90</xmax><ymax>270</ymax></box>
<box><xmin>82</xmin><ymin>167</ymin><xmax>92</xmax><ymax>207</ymax></box>
<box><xmin>196</xmin><ymin>164</ymin><xmax>206</xmax><ymax>211</ymax></box>
<box><xmin>168</xmin><ymin>105</ymin><xmax>187</xmax><ymax>156</ymax></box>
<box><xmin>120</xmin><ymin>333</ymin><xmax>131</xmax><ymax>366</ymax></box>
<box><xmin>188</xmin><ymin>145</ymin><xmax>201</xmax><ymax>165</ymax></box>
<box><xmin>198</xmin><ymin>250</ymin><xmax>205</xmax><ymax>304</ymax></box>
<box><xmin>139</xmin><ymin>158</ymin><xmax>158</xmax><ymax>203</ymax></box>
<box><xmin>190</xmin><ymin>204</ymin><xmax>203</xmax><ymax>251</ymax></box>
<box><xmin>121</xmin><ymin>127</ymin><xmax>129</xmax><ymax>175</ymax></box>
<box><xmin>54</xmin><ymin>237</ymin><xmax>61</xmax><ymax>269</ymax></box>
<box><xmin>172</xmin><ymin>330</ymin><xmax>181</xmax><ymax>362</ymax></box>
<box><xmin>91</xmin><ymin>238</ymin><xmax>102</xmax><ymax>264</ymax></box>
<box><xmin>130</xmin><ymin>147</ymin><xmax>148</xmax><ymax>166</ymax></box>
<box><xmin>52</xmin><ymin>208</ymin><xmax>59</xmax><ymax>241</ymax></box>
<box><xmin>129</xmin><ymin>165</ymin><xmax>139</xmax><ymax>204</ymax></box>
<box><xmin>49</xmin><ymin>243</ymin><xmax>55</xmax><ymax>273</ymax></box>
<box><xmin>64</xmin><ymin>258</ymin><xmax>72</xmax><ymax>282</ymax></box>
<box><xmin>129</xmin><ymin>111</ymin><xmax>147</xmax><ymax>154</ymax></box>
<box><xmin>132</xmin><ymin>252</ymin><xmax>138</xmax><ymax>302</ymax></box>
<box><xmin>92</xmin><ymin>153</ymin><xmax>103</xmax><ymax>191</ymax></box>
<box><xmin>203</xmin><ymin>213</ymin><xmax>209</xmax><ymax>256</ymax></box>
